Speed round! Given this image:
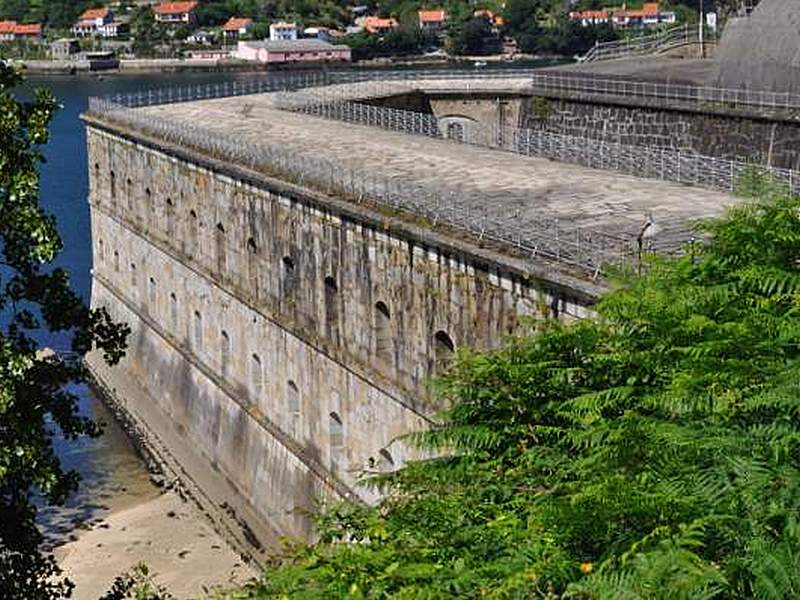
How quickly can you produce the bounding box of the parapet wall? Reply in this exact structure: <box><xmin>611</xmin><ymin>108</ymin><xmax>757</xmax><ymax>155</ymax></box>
<box><xmin>86</xmin><ymin>123</ymin><xmax>594</xmax><ymax>543</ymax></box>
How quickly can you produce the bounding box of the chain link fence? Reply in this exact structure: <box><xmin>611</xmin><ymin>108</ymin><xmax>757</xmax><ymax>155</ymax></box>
<box><xmin>274</xmin><ymin>85</ymin><xmax>800</xmax><ymax>198</ymax></box>
<box><xmin>87</xmin><ymin>70</ymin><xmax>800</xmax><ymax>275</ymax></box>
<box><xmin>95</xmin><ymin>67</ymin><xmax>800</xmax><ymax>113</ymax></box>
<box><xmin>88</xmin><ymin>96</ymin><xmax>635</xmax><ymax>275</ymax></box>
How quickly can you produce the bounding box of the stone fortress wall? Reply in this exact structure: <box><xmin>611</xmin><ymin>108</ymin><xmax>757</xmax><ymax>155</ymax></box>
<box><xmin>85</xmin><ymin>124</ymin><xmax>594</xmax><ymax>545</ymax></box>
<box><xmin>397</xmin><ymin>92</ymin><xmax>800</xmax><ymax>171</ymax></box>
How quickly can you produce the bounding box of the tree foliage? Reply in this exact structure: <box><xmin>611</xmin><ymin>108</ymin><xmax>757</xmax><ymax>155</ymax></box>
<box><xmin>238</xmin><ymin>175</ymin><xmax>800</xmax><ymax>599</ymax></box>
<box><xmin>0</xmin><ymin>64</ymin><xmax>128</xmax><ymax>598</ymax></box>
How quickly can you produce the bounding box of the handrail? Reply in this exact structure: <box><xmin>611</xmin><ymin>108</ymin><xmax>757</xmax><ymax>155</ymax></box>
<box><xmin>94</xmin><ymin>68</ymin><xmax>800</xmax><ymax>114</ymax></box>
<box><xmin>580</xmin><ymin>23</ymin><xmax>698</xmax><ymax>62</ymax></box>
<box><xmin>528</xmin><ymin>72</ymin><xmax>800</xmax><ymax>111</ymax></box>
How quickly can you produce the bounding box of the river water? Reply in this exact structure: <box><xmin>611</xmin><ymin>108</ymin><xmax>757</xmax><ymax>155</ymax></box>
<box><xmin>31</xmin><ymin>60</ymin><xmax>562</xmax><ymax>544</ymax></box>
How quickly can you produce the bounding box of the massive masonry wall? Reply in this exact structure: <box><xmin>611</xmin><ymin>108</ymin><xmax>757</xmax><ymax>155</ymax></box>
<box><xmin>86</xmin><ymin>125</ymin><xmax>592</xmax><ymax>540</ymax></box>
<box><xmin>519</xmin><ymin>96</ymin><xmax>800</xmax><ymax>170</ymax></box>
<box><xmin>379</xmin><ymin>92</ymin><xmax>800</xmax><ymax>170</ymax></box>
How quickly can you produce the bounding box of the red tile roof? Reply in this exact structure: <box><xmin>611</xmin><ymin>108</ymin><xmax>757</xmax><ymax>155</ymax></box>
<box><xmin>616</xmin><ymin>2</ymin><xmax>663</xmax><ymax>18</ymax></box>
<box><xmin>153</xmin><ymin>1</ymin><xmax>198</xmax><ymax>15</ymax></box>
<box><xmin>79</xmin><ymin>7</ymin><xmax>110</xmax><ymax>20</ymax></box>
<box><xmin>0</xmin><ymin>20</ymin><xmax>42</xmax><ymax>35</ymax></box>
<box><xmin>364</xmin><ymin>16</ymin><xmax>398</xmax><ymax>33</ymax></box>
<box><xmin>418</xmin><ymin>9</ymin><xmax>447</xmax><ymax>23</ymax></box>
<box><xmin>570</xmin><ymin>10</ymin><xmax>610</xmax><ymax>19</ymax></box>
<box><xmin>223</xmin><ymin>17</ymin><xmax>252</xmax><ymax>31</ymax></box>
<box><xmin>13</xmin><ymin>23</ymin><xmax>42</xmax><ymax>35</ymax></box>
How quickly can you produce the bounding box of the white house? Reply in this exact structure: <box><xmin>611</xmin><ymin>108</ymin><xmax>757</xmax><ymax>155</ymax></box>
<box><xmin>269</xmin><ymin>22</ymin><xmax>298</xmax><ymax>41</ymax></box>
<box><xmin>73</xmin><ymin>7</ymin><xmax>113</xmax><ymax>37</ymax></box>
<box><xmin>153</xmin><ymin>1</ymin><xmax>199</xmax><ymax>25</ymax></box>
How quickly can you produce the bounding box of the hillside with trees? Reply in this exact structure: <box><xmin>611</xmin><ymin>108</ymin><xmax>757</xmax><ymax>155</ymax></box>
<box><xmin>0</xmin><ymin>0</ymin><xmax>715</xmax><ymax>58</ymax></box>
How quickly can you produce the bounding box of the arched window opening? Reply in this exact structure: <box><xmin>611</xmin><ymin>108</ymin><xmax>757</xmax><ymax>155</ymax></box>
<box><xmin>379</xmin><ymin>448</ymin><xmax>395</xmax><ymax>470</ymax></box>
<box><xmin>328</xmin><ymin>412</ymin><xmax>344</xmax><ymax>452</ymax></box>
<box><xmin>144</xmin><ymin>188</ymin><xmax>152</xmax><ymax>223</ymax></box>
<box><xmin>282</xmin><ymin>256</ymin><xmax>296</xmax><ymax>295</ymax></box>
<box><xmin>130</xmin><ymin>262</ymin><xmax>137</xmax><ymax>289</ymax></box>
<box><xmin>374</xmin><ymin>301</ymin><xmax>392</xmax><ymax>363</ymax></box>
<box><xmin>188</xmin><ymin>210</ymin><xmax>199</xmax><ymax>253</ymax></box>
<box><xmin>433</xmin><ymin>330</ymin><xmax>455</xmax><ymax>373</ymax></box>
<box><xmin>109</xmin><ymin>171</ymin><xmax>116</xmax><ymax>200</ymax></box>
<box><xmin>215</xmin><ymin>223</ymin><xmax>227</xmax><ymax>275</ymax></box>
<box><xmin>220</xmin><ymin>330</ymin><xmax>231</xmax><ymax>378</ymax></box>
<box><xmin>550</xmin><ymin>295</ymin><xmax>560</xmax><ymax>319</ymax></box>
<box><xmin>97</xmin><ymin>239</ymin><xmax>105</xmax><ymax>263</ymax></box>
<box><xmin>246</xmin><ymin>237</ymin><xmax>259</xmax><ymax>295</ymax></box>
<box><xmin>166</xmin><ymin>197</ymin><xmax>175</xmax><ymax>238</ymax></box>
<box><xmin>447</xmin><ymin>121</ymin><xmax>465</xmax><ymax>142</ymax></box>
<box><xmin>324</xmin><ymin>276</ymin><xmax>338</xmax><ymax>335</ymax></box>
<box><xmin>329</xmin><ymin>412</ymin><xmax>343</xmax><ymax>467</ymax></box>
<box><xmin>250</xmin><ymin>354</ymin><xmax>263</xmax><ymax>403</ymax></box>
<box><xmin>113</xmin><ymin>250</ymin><xmax>120</xmax><ymax>272</ymax></box>
<box><xmin>287</xmin><ymin>380</ymin><xmax>300</xmax><ymax>437</ymax></box>
<box><xmin>126</xmin><ymin>178</ymin><xmax>133</xmax><ymax>211</ymax></box>
<box><xmin>193</xmin><ymin>310</ymin><xmax>203</xmax><ymax>349</ymax></box>
<box><xmin>148</xmin><ymin>276</ymin><xmax>157</xmax><ymax>308</ymax></box>
<box><xmin>170</xmin><ymin>293</ymin><xmax>178</xmax><ymax>330</ymax></box>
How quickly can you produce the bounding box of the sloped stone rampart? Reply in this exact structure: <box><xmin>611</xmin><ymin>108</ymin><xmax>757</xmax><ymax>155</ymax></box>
<box><xmin>713</xmin><ymin>0</ymin><xmax>800</xmax><ymax>93</ymax></box>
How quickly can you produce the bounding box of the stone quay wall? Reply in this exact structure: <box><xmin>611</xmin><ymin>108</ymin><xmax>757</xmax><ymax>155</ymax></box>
<box><xmin>85</xmin><ymin>123</ymin><xmax>594</xmax><ymax>544</ymax></box>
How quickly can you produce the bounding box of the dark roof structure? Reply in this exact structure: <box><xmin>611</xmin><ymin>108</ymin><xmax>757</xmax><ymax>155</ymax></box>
<box><xmin>712</xmin><ymin>0</ymin><xmax>800</xmax><ymax>93</ymax></box>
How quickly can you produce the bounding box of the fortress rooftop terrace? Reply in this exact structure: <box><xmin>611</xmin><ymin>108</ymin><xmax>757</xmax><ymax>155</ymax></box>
<box><xmin>86</xmin><ymin>74</ymin><xmax>745</xmax><ymax>279</ymax></box>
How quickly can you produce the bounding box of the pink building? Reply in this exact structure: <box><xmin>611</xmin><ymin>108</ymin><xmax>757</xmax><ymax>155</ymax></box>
<box><xmin>234</xmin><ymin>39</ymin><xmax>351</xmax><ymax>64</ymax></box>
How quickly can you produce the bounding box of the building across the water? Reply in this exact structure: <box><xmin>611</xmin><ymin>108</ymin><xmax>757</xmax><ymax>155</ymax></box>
<box><xmin>234</xmin><ymin>39</ymin><xmax>351</xmax><ymax>64</ymax></box>
<box><xmin>269</xmin><ymin>21</ymin><xmax>298</xmax><ymax>41</ymax></box>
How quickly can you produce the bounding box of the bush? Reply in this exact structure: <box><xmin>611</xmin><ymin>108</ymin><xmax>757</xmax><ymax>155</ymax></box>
<box><xmin>240</xmin><ymin>177</ymin><xmax>800</xmax><ymax>599</ymax></box>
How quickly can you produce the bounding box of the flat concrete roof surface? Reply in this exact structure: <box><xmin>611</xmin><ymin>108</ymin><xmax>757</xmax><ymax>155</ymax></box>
<box><xmin>127</xmin><ymin>84</ymin><xmax>738</xmax><ymax>252</ymax></box>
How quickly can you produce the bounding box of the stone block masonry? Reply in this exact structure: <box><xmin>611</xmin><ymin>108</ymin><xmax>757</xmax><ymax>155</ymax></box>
<box><xmin>85</xmin><ymin>124</ymin><xmax>594</xmax><ymax>544</ymax></box>
<box><xmin>521</xmin><ymin>95</ymin><xmax>800</xmax><ymax>171</ymax></box>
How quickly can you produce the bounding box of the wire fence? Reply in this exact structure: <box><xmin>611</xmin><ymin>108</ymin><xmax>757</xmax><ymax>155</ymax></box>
<box><xmin>275</xmin><ymin>86</ymin><xmax>800</xmax><ymax>198</ymax></box>
<box><xmin>97</xmin><ymin>66</ymin><xmax>800</xmax><ymax>115</ymax></box>
<box><xmin>88</xmin><ymin>97</ymin><xmax>635</xmax><ymax>275</ymax></box>
<box><xmin>86</xmin><ymin>70</ymin><xmax>800</xmax><ymax>274</ymax></box>
<box><xmin>527</xmin><ymin>72</ymin><xmax>800</xmax><ymax>111</ymax></box>
<box><xmin>579</xmin><ymin>24</ymin><xmax>698</xmax><ymax>62</ymax></box>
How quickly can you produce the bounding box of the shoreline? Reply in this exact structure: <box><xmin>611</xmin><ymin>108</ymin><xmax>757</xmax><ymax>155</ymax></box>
<box><xmin>55</xmin><ymin>490</ymin><xmax>254</xmax><ymax>599</ymax></box>
<box><xmin>49</xmin><ymin>373</ymin><xmax>262</xmax><ymax>599</ymax></box>
<box><xmin>17</xmin><ymin>53</ymin><xmax>567</xmax><ymax>78</ymax></box>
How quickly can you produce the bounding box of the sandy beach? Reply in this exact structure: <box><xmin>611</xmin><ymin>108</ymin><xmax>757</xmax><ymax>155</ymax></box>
<box><xmin>55</xmin><ymin>490</ymin><xmax>256</xmax><ymax>599</ymax></box>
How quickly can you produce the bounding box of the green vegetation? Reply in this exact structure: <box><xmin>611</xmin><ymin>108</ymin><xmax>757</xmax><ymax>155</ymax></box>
<box><xmin>230</xmin><ymin>175</ymin><xmax>800</xmax><ymax>598</ymax></box>
<box><xmin>0</xmin><ymin>0</ymin><xmax>710</xmax><ymax>59</ymax></box>
<box><xmin>0</xmin><ymin>0</ymin><xmax>92</xmax><ymax>29</ymax></box>
<box><xmin>0</xmin><ymin>65</ymin><xmax>128</xmax><ymax>598</ymax></box>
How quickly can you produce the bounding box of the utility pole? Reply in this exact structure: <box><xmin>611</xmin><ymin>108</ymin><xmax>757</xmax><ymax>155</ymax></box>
<box><xmin>698</xmin><ymin>0</ymin><xmax>704</xmax><ymax>58</ymax></box>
